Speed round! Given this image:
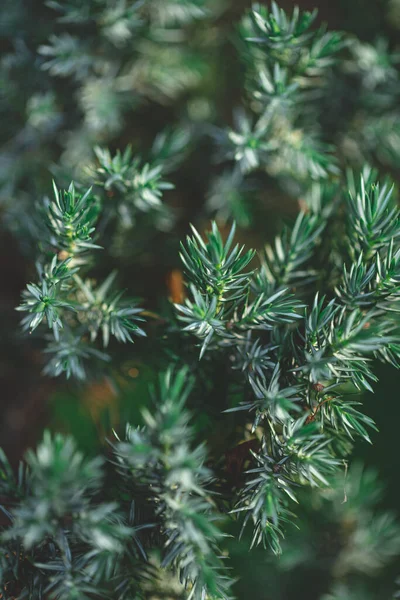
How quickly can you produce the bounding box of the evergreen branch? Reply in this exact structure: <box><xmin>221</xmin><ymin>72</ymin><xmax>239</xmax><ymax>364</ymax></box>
<box><xmin>16</xmin><ymin>180</ymin><xmax>147</xmax><ymax>379</ymax></box>
<box><xmin>114</xmin><ymin>368</ymin><xmax>232</xmax><ymax>600</ymax></box>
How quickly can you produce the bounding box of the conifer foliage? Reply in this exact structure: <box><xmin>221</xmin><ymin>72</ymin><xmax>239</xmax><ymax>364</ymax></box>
<box><xmin>2</xmin><ymin>0</ymin><xmax>400</xmax><ymax>599</ymax></box>
<box><xmin>0</xmin><ymin>369</ymin><xmax>230</xmax><ymax>599</ymax></box>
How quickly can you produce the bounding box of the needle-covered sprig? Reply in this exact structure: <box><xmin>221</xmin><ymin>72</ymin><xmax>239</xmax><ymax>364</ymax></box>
<box><xmin>17</xmin><ymin>179</ymin><xmax>147</xmax><ymax>380</ymax></box>
<box><xmin>347</xmin><ymin>173</ymin><xmax>399</xmax><ymax>256</ymax></box>
<box><xmin>255</xmin><ymin>211</ymin><xmax>326</xmax><ymax>292</ymax></box>
<box><xmin>211</xmin><ymin>2</ymin><xmax>343</xmax><ymax>227</ymax></box>
<box><xmin>113</xmin><ymin>368</ymin><xmax>232</xmax><ymax>600</ymax></box>
<box><xmin>176</xmin><ymin>285</ymin><xmax>228</xmax><ymax>359</ymax></box>
<box><xmin>176</xmin><ymin>189</ymin><xmax>400</xmax><ymax>554</ymax></box>
<box><xmin>89</xmin><ymin>145</ymin><xmax>174</xmax><ymax>227</ymax></box>
<box><xmin>17</xmin><ymin>279</ymin><xmax>71</xmax><ymax>340</ymax></box>
<box><xmin>16</xmin><ymin>256</ymin><xmax>79</xmax><ymax>339</ymax></box>
<box><xmin>74</xmin><ymin>271</ymin><xmax>146</xmax><ymax>347</ymax></box>
<box><xmin>43</xmin><ymin>333</ymin><xmax>111</xmax><ymax>380</ymax></box>
<box><xmin>247</xmin><ymin>2</ymin><xmax>318</xmax><ymax>49</ymax></box>
<box><xmin>45</xmin><ymin>181</ymin><xmax>100</xmax><ymax>259</ymax></box>
<box><xmin>180</xmin><ymin>221</ymin><xmax>256</xmax><ymax>302</ymax></box>
<box><xmin>221</xmin><ymin>112</ymin><xmax>275</xmax><ymax>174</ymax></box>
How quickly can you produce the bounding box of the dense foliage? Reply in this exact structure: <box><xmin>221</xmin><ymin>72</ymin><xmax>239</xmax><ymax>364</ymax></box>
<box><xmin>2</xmin><ymin>0</ymin><xmax>400</xmax><ymax>598</ymax></box>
